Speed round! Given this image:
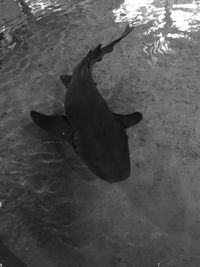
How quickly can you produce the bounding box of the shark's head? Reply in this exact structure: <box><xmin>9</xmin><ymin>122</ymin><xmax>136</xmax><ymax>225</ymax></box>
<box><xmin>84</xmin><ymin>152</ymin><xmax>130</xmax><ymax>183</ymax></box>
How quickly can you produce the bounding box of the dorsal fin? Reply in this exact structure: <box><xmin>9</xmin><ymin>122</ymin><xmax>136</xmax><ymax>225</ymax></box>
<box><xmin>60</xmin><ymin>75</ymin><xmax>72</xmax><ymax>88</ymax></box>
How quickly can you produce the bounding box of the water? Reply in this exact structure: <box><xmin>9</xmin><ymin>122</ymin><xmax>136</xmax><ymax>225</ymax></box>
<box><xmin>1</xmin><ymin>0</ymin><xmax>200</xmax><ymax>266</ymax></box>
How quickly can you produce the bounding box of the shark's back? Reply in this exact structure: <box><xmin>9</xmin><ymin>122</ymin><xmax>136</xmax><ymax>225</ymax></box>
<box><xmin>63</xmin><ymin>26</ymin><xmax>138</xmax><ymax>182</ymax></box>
<box><xmin>65</xmin><ymin>72</ymin><xmax>130</xmax><ymax>182</ymax></box>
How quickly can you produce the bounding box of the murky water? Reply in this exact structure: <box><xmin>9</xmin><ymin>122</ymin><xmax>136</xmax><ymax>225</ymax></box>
<box><xmin>1</xmin><ymin>0</ymin><xmax>200</xmax><ymax>266</ymax></box>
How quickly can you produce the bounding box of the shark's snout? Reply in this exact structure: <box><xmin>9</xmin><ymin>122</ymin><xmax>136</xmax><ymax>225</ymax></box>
<box><xmin>88</xmin><ymin>158</ymin><xmax>130</xmax><ymax>183</ymax></box>
<box><xmin>99</xmin><ymin>167</ymin><xmax>130</xmax><ymax>183</ymax></box>
<box><xmin>107</xmin><ymin>165</ymin><xmax>130</xmax><ymax>183</ymax></box>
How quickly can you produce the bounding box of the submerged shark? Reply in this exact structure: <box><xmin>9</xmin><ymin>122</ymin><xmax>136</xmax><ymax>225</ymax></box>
<box><xmin>31</xmin><ymin>24</ymin><xmax>142</xmax><ymax>183</ymax></box>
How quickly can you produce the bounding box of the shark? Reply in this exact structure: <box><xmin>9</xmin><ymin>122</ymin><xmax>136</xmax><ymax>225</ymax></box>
<box><xmin>30</xmin><ymin>24</ymin><xmax>142</xmax><ymax>183</ymax></box>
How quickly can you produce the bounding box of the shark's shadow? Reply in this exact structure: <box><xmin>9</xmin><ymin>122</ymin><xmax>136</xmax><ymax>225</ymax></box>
<box><xmin>13</xmin><ymin>120</ymin><xmax>98</xmax><ymax>255</ymax></box>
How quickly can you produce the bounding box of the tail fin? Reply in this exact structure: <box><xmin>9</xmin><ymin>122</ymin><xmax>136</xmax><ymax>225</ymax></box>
<box><xmin>86</xmin><ymin>23</ymin><xmax>137</xmax><ymax>68</ymax></box>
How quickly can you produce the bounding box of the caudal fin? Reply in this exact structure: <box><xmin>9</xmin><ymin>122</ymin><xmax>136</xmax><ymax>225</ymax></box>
<box><xmin>86</xmin><ymin>21</ymin><xmax>139</xmax><ymax>67</ymax></box>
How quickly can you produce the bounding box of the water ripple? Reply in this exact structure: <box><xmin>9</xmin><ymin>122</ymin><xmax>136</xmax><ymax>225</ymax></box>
<box><xmin>113</xmin><ymin>0</ymin><xmax>200</xmax><ymax>65</ymax></box>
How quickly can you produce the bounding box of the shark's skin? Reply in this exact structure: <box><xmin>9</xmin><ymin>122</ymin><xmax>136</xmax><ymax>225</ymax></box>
<box><xmin>31</xmin><ymin>24</ymin><xmax>142</xmax><ymax>183</ymax></box>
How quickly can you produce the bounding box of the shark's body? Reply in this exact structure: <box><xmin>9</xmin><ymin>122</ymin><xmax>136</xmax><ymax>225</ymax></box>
<box><xmin>31</xmin><ymin>24</ymin><xmax>142</xmax><ymax>183</ymax></box>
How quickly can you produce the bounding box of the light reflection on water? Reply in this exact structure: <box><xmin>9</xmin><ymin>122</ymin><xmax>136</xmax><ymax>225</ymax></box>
<box><xmin>3</xmin><ymin>0</ymin><xmax>196</xmax><ymax>67</ymax></box>
<box><xmin>0</xmin><ymin>0</ymin><xmax>92</xmax><ymax>62</ymax></box>
<box><xmin>25</xmin><ymin>0</ymin><xmax>63</xmax><ymax>16</ymax></box>
<box><xmin>24</xmin><ymin>0</ymin><xmax>92</xmax><ymax>17</ymax></box>
<box><xmin>113</xmin><ymin>0</ymin><xmax>200</xmax><ymax>33</ymax></box>
<box><xmin>0</xmin><ymin>0</ymin><xmax>199</xmax><ymax>59</ymax></box>
<box><xmin>113</xmin><ymin>0</ymin><xmax>200</xmax><ymax>64</ymax></box>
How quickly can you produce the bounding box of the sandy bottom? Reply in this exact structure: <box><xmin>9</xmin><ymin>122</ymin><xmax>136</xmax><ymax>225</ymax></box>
<box><xmin>1</xmin><ymin>0</ymin><xmax>200</xmax><ymax>266</ymax></box>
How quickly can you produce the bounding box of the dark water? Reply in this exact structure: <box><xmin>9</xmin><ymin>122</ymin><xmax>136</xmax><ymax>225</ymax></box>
<box><xmin>1</xmin><ymin>0</ymin><xmax>200</xmax><ymax>266</ymax></box>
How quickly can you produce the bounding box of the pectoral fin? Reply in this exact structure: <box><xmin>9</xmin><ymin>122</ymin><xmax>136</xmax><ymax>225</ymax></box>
<box><xmin>113</xmin><ymin>112</ymin><xmax>142</xmax><ymax>129</ymax></box>
<box><xmin>30</xmin><ymin>110</ymin><xmax>73</xmax><ymax>141</ymax></box>
<box><xmin>60</xmin><ymin>75</ymin><xmax>72</xmax><ymax>88</ymax></box>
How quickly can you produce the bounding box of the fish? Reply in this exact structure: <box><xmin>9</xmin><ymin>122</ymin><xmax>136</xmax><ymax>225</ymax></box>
<box><xmin>30</xmin><ymin>24</ymin><xmax>142</xmax><ymax>183</ymax></box>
